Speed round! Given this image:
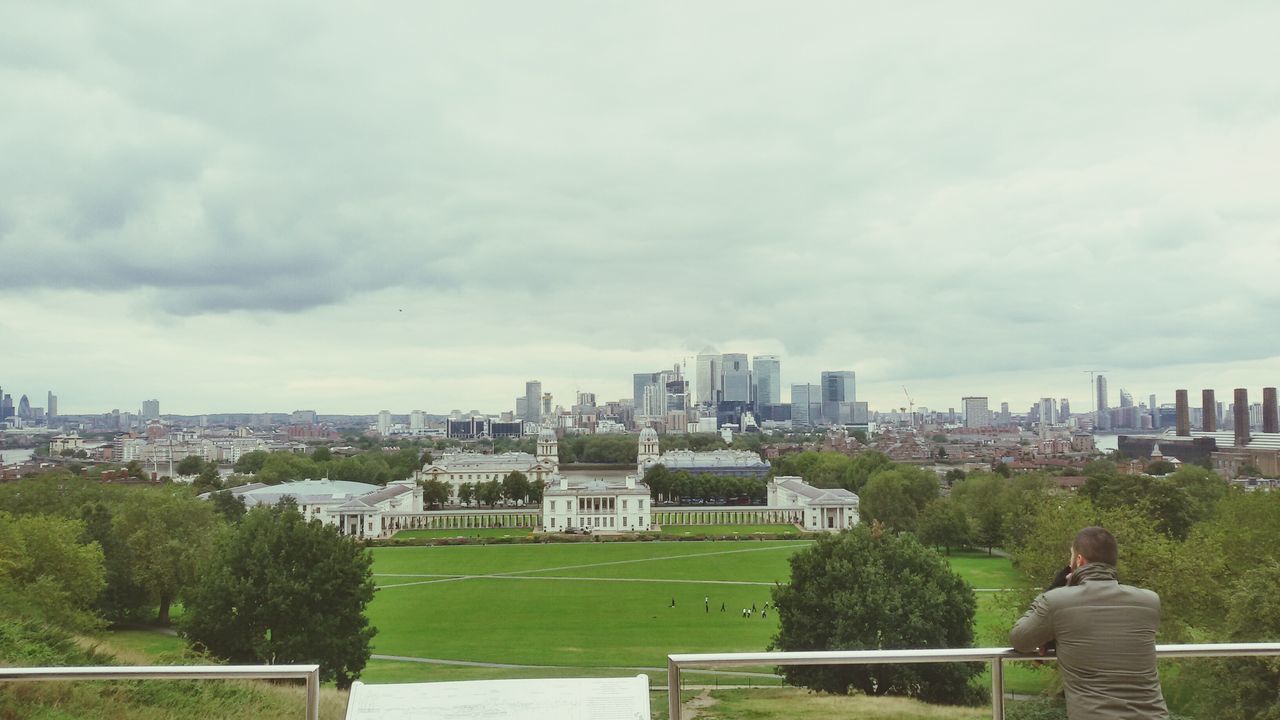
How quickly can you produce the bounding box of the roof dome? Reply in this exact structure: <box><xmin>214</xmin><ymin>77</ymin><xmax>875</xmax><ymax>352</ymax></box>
<box><xmin>539</xmin><ymin>428</ymin><xmax>557</xmax><ymax>440</ymax></box>
<box><xmin>639</xmin><ymin>427</ymin><xmax>658</xmax><ymax>440</ymax></box>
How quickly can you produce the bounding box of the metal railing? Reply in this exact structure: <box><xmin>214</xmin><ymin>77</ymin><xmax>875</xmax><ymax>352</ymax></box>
<box><xmin>0</xmin><ymin>664</ymin><xmax>321</xmax><ymax>720</ymax></box>
<box><xmin>667</xmin><ymin>643</ymin><xmax>1280</xmax><ymax>720</ymax></box>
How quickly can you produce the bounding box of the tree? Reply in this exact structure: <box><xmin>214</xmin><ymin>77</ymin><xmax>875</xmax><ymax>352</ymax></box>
<box><xmin>420</xmin><ymin>479</ymin><xmax>451</xmax><ymax>509</ymax></box>
<box><xmin>457</xmin><ymin>482</ymin><xmax>475</xmax><ymax>508</ymax></box>
<box><xmin>114</xmin><ymin>490</ymin><xmax>220</xmax><ymax>625</ymax></box>
<box><xmin>310</xmin><ymin>446</ymin><xmax>332</xmax><ymax>463</ymax></box>
<box><xmin>1145</xmin><ymin>459</ymin><xmax>1176</xmax><ymax>476</ymax></box>
<box><xmin>771</xmin><ymin>527</ymin><xmax>985</xmax><ymax>705</ymax></box>
<box><xmin>208</xmin><ymin>490</ymin><xmax>247</xmax><ymax>523</ymax></box>
<box><xmin>79</xmin><ymin>502</ymin><xmax>149</xmax><ymax>621</ymax></box>
<box><xmin>917</xmin><ymin>499</ymin><xmax>971</xmax><ymax>555</ymax></box>
<box><xmin>176</xmin><ymin>455</ymin><xmax>206</xmax><ymax>476</ymax></box>
<box><xmin>191</xmin><ymin>464</ymin><xmax>222</xmax><ymax>495</ymax></box>
<box><xmin>0</xmin><ymin>512</ymin><xmax>106</xmax><ymax>630</ymax></box>
<box><xmin>502</xmin><ymin>471</ymin><xmax>530</xmax><ymax>504</ymax></box>
<box><xmin>233</xmin><ymin>450</ymin><xmax>270</xmax><ymax>475</ymax></box>
<box><xmin>182</xmin><ymin>502</ymin><xmax>376</xmax><ymax>688</ymax></box>
<box><xmin>478</xmin><ymin>479</ymin><xmax>503</xmax><ymax>507</ymax></box>
<box><xmin>858</xmin><ymin>467</ymin><xmax>938</xmax><ymax>533</ymax></box>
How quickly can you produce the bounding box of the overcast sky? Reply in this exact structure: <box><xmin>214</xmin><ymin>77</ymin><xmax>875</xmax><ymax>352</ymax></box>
<box><xmin>2</xmin><ymin>2</ymin><xmax>1277</xmax><ymax>416</ymax></box>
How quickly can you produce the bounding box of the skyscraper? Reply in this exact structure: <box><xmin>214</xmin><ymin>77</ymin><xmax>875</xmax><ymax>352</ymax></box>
<box><xmin>142</xmin><ymin>399</ymin><xmax>160</xmax><ymax>421</ymax></box>
<box><xmin>1095</xmin><ymin>375</ymin><xmax>1109</xmax><ymax>430</ymax></box>
<box><xmin>16</xmin><ymin>395</ymin><xmax>30</xmax><ymax>420</ymax></box>
<box><xmin>791</xmin><ymin>384</ymin><xmax>821</xmax><ymax>427</ymax></box>
<box><xmin>1039</xmin><ymin>398</ymin><xmax>1056</xmax><ymax>425</ymax></box>
<box><xmin>524</xmin><ymin>381</ymin><xmax>542</xmax><ymax>423</ymax></box>
<box><xmin>820</xmin><ymin>371</ymin><xmax>856</xmax><ymax>424</ymax></box>
<box><xmin>47</xmin><ymin>391</ymin><xmax>57</xmax><ymax>421</ymax></box>
<box><xmin>377</xmin><ymin>410</ymin><xmax>391</xmax><ymax>436</ymax></box>
<box><xmin>719</xmin><ymin>354</ymin><xmax>751</xmax><ymax>404</ymax></box>
<box><xmin>633</xmin><ymin>372</ymin><xmax>660</xmax><ymax>418</ymax></box>
<box><xmin>694</xmin><ymin>351</ymin><xmax>720</xmax><ymax>406</ymax></box>
<box><xmin>752</xmin><ymin>355</ymin><xmax>781</xmax><ymax>407</ymax></box>
<box><xmin>962</xmin><ymin>396</ymin><xmax>991</xmax><ymax>428</ymax></box>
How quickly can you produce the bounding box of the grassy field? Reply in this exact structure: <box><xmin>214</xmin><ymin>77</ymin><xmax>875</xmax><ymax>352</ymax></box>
<box><xmin>364</xmin><ymin>540</ymin><xmax>1043</xmax><ymax>692</ymax></box>
<box><xmin>657</xmin><ymin>523</ymin><xmax>804</xmax><ymax>537</ymax></box>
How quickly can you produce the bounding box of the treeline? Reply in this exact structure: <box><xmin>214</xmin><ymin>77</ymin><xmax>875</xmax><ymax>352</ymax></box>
<box><xmin>0</xmin><ymin>470</ymin><xmax>377</xmax><ymax>695</ymax></box>
<box><xmin>219</xmin><ymin>446</ymin><xmax>427</xmax><ymax>488</ymax></box>
<box><xmin>450</xmin><ymin>471</ymin><xmax>544</xmax><ymax>508</ymax></box>
<box><xmin>641</xmin><ymin>464</ymin><xmax>768</xmax><ymax>503</ymax></box>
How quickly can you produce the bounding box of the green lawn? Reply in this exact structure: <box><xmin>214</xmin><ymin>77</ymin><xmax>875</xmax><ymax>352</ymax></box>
<box><xmin>657</xmin><ymin>523</ymin><xmax>803</xmax><ymax>536</ymax></box>
<box><xmin>364</xmin><ymin>540</ymin><xmax>1035</xmax><ymax>686</ymax></box>
<box><xmin>392</xmin><ymin>527</ymin><xmax>533</xmax><ymax>539</ymax></box>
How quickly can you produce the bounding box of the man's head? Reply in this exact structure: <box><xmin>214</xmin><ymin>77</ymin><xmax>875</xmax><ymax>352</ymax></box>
<box><xmin>1069</xmin><ymin>526</ymin><xmax>1118</xmax><ymax>569</ymax></box>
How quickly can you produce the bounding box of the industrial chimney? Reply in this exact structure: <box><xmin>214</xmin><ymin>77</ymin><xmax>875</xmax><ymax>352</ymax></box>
<box><xmin>1175</xmin><ymin>390</ymin><xmax>1190</xmax><ymax>437</ymax></box>
<box><xmin>1234</xmin><ymin>388</ymin><xmax>1250</xmax><ymax>447</ymax></box>
<box><xmin>1201</xmin><ymin>389</ymin><xmax>1217</xmax><ymax>432</ymax></box>
<box><xmin>1264</xmin><ymin>387</ymin><xmax>1278</xmax><ymax>434</ymax></box>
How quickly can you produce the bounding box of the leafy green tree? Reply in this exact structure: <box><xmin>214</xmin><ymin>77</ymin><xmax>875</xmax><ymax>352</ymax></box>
<box><xmin>478</xmin><ymin>479</ymin><xmax>502</xmax><ymax>507</ymax></box>
<box><xmin>771</xmin><ymin>526</ymin><xmax>985</xmax><ymax>705</ymax></box>
<box><xmin>992</xmin><ymin>461</ymin><xmax>1012</xmax><ymax>478</ymax></box>
<box><xmin>943</xmin><ymin>468</ymin><xmax>967</xmax><ymax>485</ymax></box>
<box><xmin>527</xmin><ymin>476</ymin><xmax>545</xmax><ymax>504</ymax></box>
<box><xmin>255</xmin><ymin>453</ymin><xmax>321</xmax><ymax>485</ymax></box>
<box><xmin>1185</xmin><ymin>562</ymin><xmax>1280</xmax><ymax>720</ymax></box>
<box><xmin>233</xmin><ymin>450</ymin><xmax>270</xmax><ymax>475</ymax></box>
<box><xmin>502</xmin><ymin>471</ymin><xmax>530</xmax><ymax>504</ymax></box>
<box><xmin>79</xmin><ymin>502</ymin><xmax>149</xmax><ymax>621</ymax></box>
<box><xmin>191</xmin><ymin>464</ymin><xmax>222</xmax><ymax>495</ymax></box>
<box><xmin>0</xmin><ymin>512</ymin><xmax>106</xmax><ymax>630</ymax></box>
<box><xmin>457</xmin><ymin>482</ymin><xmax>475</xmax><ymax>507</ymax></box>
<box><xmin>114</xmin><ymin>490</ymin><xmax>220</xmax><ymax>624</ymax></box>
<box><xmin>183</xmin><ymin>502</ymin><xmax>376</xmax><ymax>689</ymax></box>
<box><xmin>1084</xmin><ymin>474</ymin><xmax>1196</xmax><ymax>540</ymax></box>
<box><xmin>858</xmin><ymin>467</ymin><xmax>938</xmax><ymax>533</ymax></box>
<box><xmin>208</xmin><ymin>490</ymin><xmax>247</xmax><ymax>523</ymax></box>
<box><xmin>917</xmin><ymin>498</ymin><xmax>971</xmax><ymax>555</ymax></box>
<box><xmin>1145</xmin><ymin>459</ymin><xmax>1177</xmax><ymax>476</ymax></box>
<box><xmin>420</xmin><ymin>479</ymin><xmax>451</xmax><ymax>509</ymax></box>
<box><xmin>310</xmin><ymin>446</ymin><xmax>332</xmax><ymax>463</ymax></box>
<box><xmin>176</xmin><ymin>455</ymin><xmax>206</xmax><ymax>476</ymax></box>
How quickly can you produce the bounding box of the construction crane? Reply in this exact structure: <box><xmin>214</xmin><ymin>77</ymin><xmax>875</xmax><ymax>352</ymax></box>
<box><xmin>902</xmin><ymin>386</ymin><xmax>915</xmax><ymax>429</ymax></box>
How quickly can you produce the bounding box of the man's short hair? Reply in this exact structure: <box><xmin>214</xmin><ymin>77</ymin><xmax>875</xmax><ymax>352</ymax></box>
<box><xmin>1073</xmin><ymin>526</ymin><xmax>1118</xmax><ymax>566</ymax></box>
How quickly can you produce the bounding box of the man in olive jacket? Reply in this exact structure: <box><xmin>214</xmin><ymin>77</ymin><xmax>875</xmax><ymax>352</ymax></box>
<box><xmin>1010</xmin><ymin>527</ymin><xmax>1169</xmax><ymax>719</ymax></box>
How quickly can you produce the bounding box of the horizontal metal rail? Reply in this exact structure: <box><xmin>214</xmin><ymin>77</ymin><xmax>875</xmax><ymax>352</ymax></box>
<box><xmin>0</xmin><ymin>664</ymin><xmax>321</xmax><ymax>720</ymax></box>
<box><xmin>667</xmin><ymin>643</ymin><xmax>1280</xmax><ymax>720</ymax></box>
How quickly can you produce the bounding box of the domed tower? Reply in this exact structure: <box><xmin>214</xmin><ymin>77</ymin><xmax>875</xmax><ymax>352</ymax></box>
<box><xmin>536</xmin><ymin>428</ymin><xmax>559</xmax><ymax>470</ymax></box>
<box><xmin>637</xmin><ymin>427</ymin><xmax>660</xmax><ymax>474</ymax></box>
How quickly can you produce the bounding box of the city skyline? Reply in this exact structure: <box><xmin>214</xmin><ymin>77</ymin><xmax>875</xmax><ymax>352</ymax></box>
<box><xmin>4</xmin><ymin>358</ymin><xmax>1276</xmax><ymax>419</ymax></box>
<box><xmin>2</xmin><ymin>4</ymin><xmax>1278</xmax><ymax>416</ymax></box>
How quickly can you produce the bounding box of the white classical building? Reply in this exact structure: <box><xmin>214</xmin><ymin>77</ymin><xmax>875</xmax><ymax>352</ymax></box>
<box><xmin>416</xmin><ymin>429</ymin><xmax>559</xmax><ymax>500</ymax></box>
<box><xmin>542</xmin><ymin>475</ymin><xmax>651</xmax><ymax>533</ymax></box>
<box><xmin>635</xmin><ymin>427</ymin><xmax>770</xmax><ymax>478</ymax></box>
<box><xmin>208</xmin><ymin>478</ymin><xmax>424</xmax><ymax>538</ymax></box>
<box><xmin>768</xmin><ymin>476</ymin><xmax>860</xmax><ymax>533</ymax></box>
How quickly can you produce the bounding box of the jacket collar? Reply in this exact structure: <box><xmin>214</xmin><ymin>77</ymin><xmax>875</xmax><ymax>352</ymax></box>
<box><xmin>1069</xmin><ymin>562</ymin><xmax>1117</xmax><ymax>585</ymax></box>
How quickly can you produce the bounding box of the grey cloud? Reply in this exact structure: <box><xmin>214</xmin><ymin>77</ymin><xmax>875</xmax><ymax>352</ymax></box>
<box><xmin>2</xmin><ymin>1</ymin><xmax>1279</xmax><ymax>400</ymax></box>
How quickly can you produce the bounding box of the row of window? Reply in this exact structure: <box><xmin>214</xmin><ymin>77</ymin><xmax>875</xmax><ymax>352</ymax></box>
<box><xmin>547</xmin><ymin>516</ymin><xmax>649</xmax><ymax>528</ymax></box>
<box><xmin>547</xmin><ymin>498</ymin><xmax>646</xmax><ymax>512</ymax></box>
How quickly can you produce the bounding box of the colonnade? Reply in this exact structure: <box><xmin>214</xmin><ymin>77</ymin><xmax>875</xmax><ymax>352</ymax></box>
<box><xmin>652</xmin><ymin>507</ymin><xmax>803</xmax><ymax>526</ymax></box>
<box><xmin>383</xmin><ymin>511</ymin><xmax>541</xmax><ymax>533</ymax></box>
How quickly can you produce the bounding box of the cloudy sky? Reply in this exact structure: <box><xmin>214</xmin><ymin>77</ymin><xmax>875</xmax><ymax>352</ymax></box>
<box><xmin>2</xmin><ymin>2</ymin><xmax>1277</xmax><ymax>416</ymax></box>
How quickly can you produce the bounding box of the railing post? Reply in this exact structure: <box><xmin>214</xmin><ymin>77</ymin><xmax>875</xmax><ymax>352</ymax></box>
<box><xmin>305</xmin><ymin>666</ymin><xmax>319</xmax><ymax>720</ymax></box>
<box><xmin>667</xmin><ymin>657</ymin><xmax>682</xmax><ymax>720</ymax></box>
<box><xmin>991</xmin><ymin>656</ymin><xmax>1004</xmax><ymax>720</ymax></box>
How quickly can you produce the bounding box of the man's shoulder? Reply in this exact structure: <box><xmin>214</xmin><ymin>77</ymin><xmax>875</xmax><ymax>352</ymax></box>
<box><xmin>1043</xmin><ymin>581</ymin><xmax>1160</xmax><ymax>608</ymax></box>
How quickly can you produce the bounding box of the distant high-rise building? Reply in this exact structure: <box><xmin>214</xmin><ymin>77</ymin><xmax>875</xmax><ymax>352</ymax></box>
<box><xmin>541</xmin><ymin>392</ymin><xmax>553</xmax><ymax>418</ymax></box>
<box><xmin>1095</xmin><ymin>375</ymin><xmax>1109</xmax><ymax>430</ymax></box>
<box><xmin>524</xmin><ymin>381</ymin><xmax>542</xmax><ymax>423</ymax></box>
<box><xmin>47</xmin><ymin>391</ymin><xmax>57</xmax><ymax>421</ymax></box>
<box><xmin>576</xmin><ymin>392</ymin><xmax>597</xmax><ymax>408</ymax></box>
<box><xmin>410</xmin><ymin>410</ymin><xmax>425</xmax><ymax>430</ymax></box>
<box><xmin>1039</xmin><ymin>398</ymin><xmax>1057</xmax><ymax>425</ymax></box>
<box><xmin>820</xmin><ymin>371</ymin><xmax>856</xmax><ymax>424</ymax></box>
<box><xmin>291</xmin><ymin>410</ymin><xmax>317</xmax><ymax>425</ymax></box>
<box><xmin>516</xmin><ymin>397</ymin><xmax>528</xmax><ymax>418</ymax></box>
<box><xmin>377</xmin><ymin>410</ymin><xmax>392</xmax><ymax>437</ymax></box>
<box><xmin>752</xmin><ymin>355</ymin><xmax>781</xmax><ymax>407</ymax></box>
<box><xmin>695</xmin><ymin>351</ymin><xmax>720</xmax><ymax>406</ymax></box>
<box><xmin>1119</xmin><ymin>389</ymin><xmax>1133</xmax><ymax>408</ymax></box>
<box><xmin>16</xmin><ymin>395</ymin><xmax>31</xmax><ymax>420</ymax></box>
<box><xmin>791</xmin><ymin>384</ymin><xmax>822</xmax><ymax>427</ymax></box>
<box><xmin>962</xmin><ymin>396</ymin><xmax>991</xmax><ymax>428</ymax></box>
<box><xmin>1060</xmin><ymin>398</ymin><xmax>1070</xmax><ymax>419</ymax></box>
<box><xmin>720</xmin><ymin>354</ymin><xmax>751</xmax><ymax>404</ymax></box>
<box><xmin>142</xmin><ymin>399</ymin><xmax>160</xmax><ymax>421</ymax></box>
<box><xmin>999</xmin><ymin>401</ymin><xmax>1011</xmax><ymax>425</ymax></box>
<box><xmin>633</xmin><ymin>372</ymin><xmax>661</xmax><ymax>418</ymax></box>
